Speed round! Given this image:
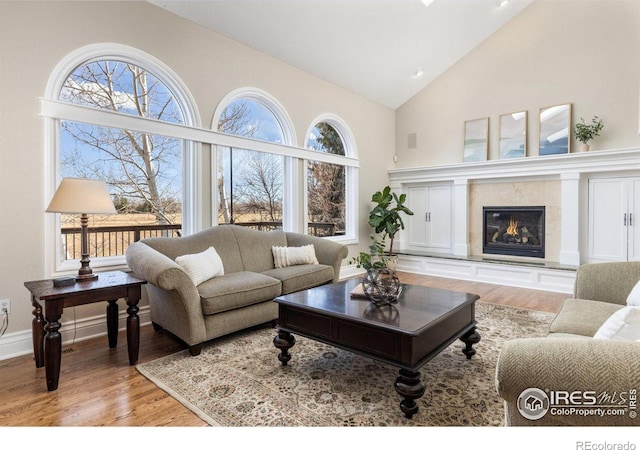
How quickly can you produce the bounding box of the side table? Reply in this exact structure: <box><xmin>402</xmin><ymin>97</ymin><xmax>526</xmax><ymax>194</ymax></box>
<box><xmin>24</xmin><ymin>270</ymin><xmax>147</xmax><ymax>391</ymax></box>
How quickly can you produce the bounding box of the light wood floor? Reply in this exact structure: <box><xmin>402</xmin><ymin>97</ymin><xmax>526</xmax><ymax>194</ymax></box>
<box><xmin>0</xmin><ymin>272</ymin><xmax>567</xmax><ymax>426</ymax></box>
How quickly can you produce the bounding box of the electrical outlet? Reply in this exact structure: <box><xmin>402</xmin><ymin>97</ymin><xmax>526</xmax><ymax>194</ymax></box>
<box><xmin>0</xmin><ymin>298</ymin><xmax>10</xmax><ymax>314</ymax></box>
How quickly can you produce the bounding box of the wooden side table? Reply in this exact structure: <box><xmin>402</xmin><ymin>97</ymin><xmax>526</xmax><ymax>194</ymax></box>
<box><xmin>24</xmin><ymin>270</ymin><xmax>147</xmax><ymax>391</ymax></box>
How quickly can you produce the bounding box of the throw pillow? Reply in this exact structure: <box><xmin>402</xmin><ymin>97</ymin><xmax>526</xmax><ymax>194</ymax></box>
<box><xmin>593</xmin><ymin>306</ymin><xmax>640</xmax><ymax>341</ymax></box>
<box><xmin>272</xmin><ymin>244</ymin><xmax>319</xmax><ymax>268</ymax></box>
<box><xmin>626</xmin><ymin>279</ymin><xmax>640</xmax><ymax>306</ymax></box>
<box><xmin>175</xmin><ymin>246</ymin><xmax>224</xmax><ymax>286</ymax></box>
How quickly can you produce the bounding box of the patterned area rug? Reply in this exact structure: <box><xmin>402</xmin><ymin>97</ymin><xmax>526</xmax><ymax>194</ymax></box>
<box><xmin>137</xmin><ymin>302</ymin><xmax>554</xmax><ymax>426</ymax></box>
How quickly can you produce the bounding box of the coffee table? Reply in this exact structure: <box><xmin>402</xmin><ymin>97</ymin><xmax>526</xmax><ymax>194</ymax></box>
<box><xmin>273</xmin><ymin>277</ymin><xmax>480</xmax><ymax>418</ymax></box>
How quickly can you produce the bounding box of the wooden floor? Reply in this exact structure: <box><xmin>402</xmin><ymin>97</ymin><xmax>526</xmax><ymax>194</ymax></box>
<box><xmin>0</xmin><ymin>272</ymin><xmax>567</xmax><ymax>426</ymax></box>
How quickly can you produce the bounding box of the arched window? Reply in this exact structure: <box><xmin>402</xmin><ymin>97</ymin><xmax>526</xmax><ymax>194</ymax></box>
<box><xmin>305</xmin><ymin>115</ymin><xmax>357</xmax><ymax>238</ymax></box>
<box><xmin>213</xmin><ymin>89</ymin><xmax>295</xmax><ymax>229</ymax></box>
<box><xmin>44</xmin><ymin>44</ymin><xmax>199</xmax><ymax>275</ymax></box>
<box><xmin>212</xmin><ymin>90</ymin><xmax>358</xmax><ymax>241</ymax></box>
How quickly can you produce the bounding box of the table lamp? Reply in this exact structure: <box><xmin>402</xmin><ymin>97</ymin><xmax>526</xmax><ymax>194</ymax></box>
<box><xmin>46</xmin><ymin>178</ymin><xmax>117</xmax><ymax>281</ymax></box>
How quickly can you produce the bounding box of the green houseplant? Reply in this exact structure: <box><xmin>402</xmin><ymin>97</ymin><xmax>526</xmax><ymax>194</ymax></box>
<box><xmin>368</xmin><ymin>186</ymin><xmax>414</xmax><ymax>256</ymax></box>
<box><xmin>573</xmin><ymin>116</ymin><xmax>604</xmax><ymax>151</ymax></box>
<box><xmin>349</xmin><ymin>235</ymin><xmax>389</xmax><ymax>270</ymax></box>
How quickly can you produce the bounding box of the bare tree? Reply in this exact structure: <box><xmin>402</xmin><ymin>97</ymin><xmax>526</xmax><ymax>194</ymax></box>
<box><xmin>307</xmin><ymin>123</ymin><xmax>346</xmax><ymax>232</ymax></box>
<box><xmin>234</xmin><ymin>151</ymin><xmax>282</xmax><ymax>221</ymax></box>
<box><xmin>60</xmin><ymin>61</ymin><xmax>183</xmax><ymax>224</ymax></box>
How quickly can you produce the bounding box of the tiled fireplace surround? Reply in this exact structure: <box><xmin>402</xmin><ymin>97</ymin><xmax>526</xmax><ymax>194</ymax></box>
<box><xmin>388</xmin><ymin>147</ymin><xmax>640</xmax><ymax>293</ymax></box>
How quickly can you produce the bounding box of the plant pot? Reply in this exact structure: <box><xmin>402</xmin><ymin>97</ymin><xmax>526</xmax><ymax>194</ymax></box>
<box><xmin>385</xmin><ymin>255</ymin><xmax>399</xmax><ymax>271</ymax></box>
<box><xmin>579</xmin><ymin>143</ymin><xmax>590</xmax><ymax>153</ymax></box>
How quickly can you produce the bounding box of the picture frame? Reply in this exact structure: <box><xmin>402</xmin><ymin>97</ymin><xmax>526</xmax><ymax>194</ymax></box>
<box><xmin>499</xmin><ymin>111</ymin><xmax>527</xmax><ymax>159</ymax></box>
<box><xmin>539</xmin><ymin>103</ymin><xmax>572</xmax><ymax>156</ymax></box>
<box><xmin>463</xmin><ymin>117</ymin><xmax>488</xmax><ymax>162</ymax></box>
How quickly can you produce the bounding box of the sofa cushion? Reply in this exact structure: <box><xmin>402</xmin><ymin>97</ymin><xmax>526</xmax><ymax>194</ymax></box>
<box><xmin>549</xmin><ymin>298</ymin><xmax>624</xmax><ymax>337</ymax></box>
<box><xmin>272</xmin><ymin>244</ymin><xmax>319</xmax><ymax>268</ymax></box>
<box><xmin>143</xmin><ymin>225</ymin><xmax>245</xmax><ymax>274</ymax></box>
<box><xmin>175</xmin><ymin>247</ymin><xmax>224</xmax><ymax>286</ymax></box>
<box><xmin>594</xmin><ymin>306</ymin><xmax>640</xmax><ymax>341</ymax></box>
<box><xmin>198</xmin><ymin>271</ymin><xmax>282</xmax><ymax>315</ymax></box>
<box><xmin>262</xmin><ymin>264</ymin><xmax>334</xmax><ymax>294</ymax></box>
<box><xmin>230</xmin><ymin>227</ymin><xmax>288</xmax><ymax>273</ymax></box>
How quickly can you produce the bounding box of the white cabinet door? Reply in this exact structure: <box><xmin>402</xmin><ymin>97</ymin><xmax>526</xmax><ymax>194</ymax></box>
<box><xmin>406</xmin><ymin>184</ymin><xmax>452</xmax><ymax>253</ymax></box>
<box><xmin>407</xmin><ymin>186</ymin><xmax>429</xmax><ymax>248</ymax></box>
<box><xmin>629</xmin><ymin>180</ymin><xmax>640</xmax><ymax>261</ymax></box>
<box><xmin>588</xmin><ymin>177</ymin><xmax>640</xmax><ymax>262</ymax></box>
<box><xmin>427</xmin><ymin>185</ymin><xmax>453</xmax><ymax>250</ymax></box>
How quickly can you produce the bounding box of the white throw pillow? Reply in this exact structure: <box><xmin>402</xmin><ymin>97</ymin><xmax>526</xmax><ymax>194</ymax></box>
<box><xmin>272</xmin><ymin>244</ymin><xmax>319</xmax><ymax>269</ymax></box>
<box><xmin>175</xmin><ymin>246</ymin><xmax>224</xmax><ymax>286</ymax></box>
<box><xmin>593</xmin><ymin>306</ymin><xmax>640</xmax><ymax>341</ymax></box>
<box><xmin>626</xmin><ymin>280</ymin><xmax>640</xmax><ymax>306</ymax></box>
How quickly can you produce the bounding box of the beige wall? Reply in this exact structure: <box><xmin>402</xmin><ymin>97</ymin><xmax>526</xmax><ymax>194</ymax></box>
<box><xmin>0</xmin><ymin>1</ymin><xmax>395</xmax><ymax>336</ymax></box>
<box><xmin>395</xmin><ymin>0</ymin><xmax>640</xmax><ymax>168</ymax></box>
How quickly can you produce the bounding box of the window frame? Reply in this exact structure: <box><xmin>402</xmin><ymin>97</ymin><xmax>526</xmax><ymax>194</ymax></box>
<box><xmin>304</xmin><ymin>114</ymin><xmax>358</xmax><ymax>244</ymax></box>
<box><xmin>43</xmin><ymin>43</ymin><xmax>202</xmax><ymax>277</ymax></box>
<box><xmin>212</xmin><ymin>88</ymin><xmax>296</xmax><ymax>230</ymax></box>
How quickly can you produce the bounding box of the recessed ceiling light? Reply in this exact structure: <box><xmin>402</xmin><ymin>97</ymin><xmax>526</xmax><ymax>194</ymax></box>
<box><xmin>413</xmin><ymin>69</ymin><xmax>424</xmax><ymax>78</ymax></box>
<box><xmin>420</xmin><ymin>0</ymin><xmax>435</xmax><ymax>7</ymax></box>
<box><xmin>498</xmin><ymin>0</ymin><xmax>509</xmax><ymax>8</ymax></box>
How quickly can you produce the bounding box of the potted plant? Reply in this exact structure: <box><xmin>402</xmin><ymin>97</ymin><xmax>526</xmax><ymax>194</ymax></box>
<box><xmin>349</xmin><ymin>235</ymin><xmax>389</xmax><ymax>270</ymax></box>
<box><xmin>368</xmin><ymin>186</ymin><xmax>414</xmax><ymax>256</ymax></box>
<box><xmin>573</xmin><ymin>116</ymin><xmax>604</xmax><ymax>152</ymax></box>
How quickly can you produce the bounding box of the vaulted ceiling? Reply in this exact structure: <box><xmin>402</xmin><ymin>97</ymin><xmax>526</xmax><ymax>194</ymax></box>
<box><xmin>148</xmin><ymin>0</ymin><xmax>534</xmax><ymax>109</ymax></box>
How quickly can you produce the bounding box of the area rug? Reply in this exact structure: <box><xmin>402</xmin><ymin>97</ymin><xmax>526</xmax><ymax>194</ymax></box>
<box><xmin>137</xmin><ymin>302</ymin><xmax>554</xmax><ymax>426</ymax></box>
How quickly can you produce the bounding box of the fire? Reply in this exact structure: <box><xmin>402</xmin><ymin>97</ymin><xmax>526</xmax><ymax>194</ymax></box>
<box><xmin>506</xmin><ymin>217</ymin><xmax>519</xmax><ymax>236</ymax></box>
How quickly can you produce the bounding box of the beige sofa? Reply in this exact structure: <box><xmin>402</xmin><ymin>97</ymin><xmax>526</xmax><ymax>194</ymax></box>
<box><xmin>496</xmin><ymin>261</ymin><xmax>640</xmax><ymax>426</ymax></box>
<box><xmin>125</xmin><ymin>225</ymin><xmax>348</xmax><ymax>355</ymax></box>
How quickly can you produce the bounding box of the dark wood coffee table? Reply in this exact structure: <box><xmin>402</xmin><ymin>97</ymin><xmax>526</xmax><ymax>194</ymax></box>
<box><xmin>273</xmin><ymin>277</ymin><xmax>480</xmax><ymax>418</ymax></box>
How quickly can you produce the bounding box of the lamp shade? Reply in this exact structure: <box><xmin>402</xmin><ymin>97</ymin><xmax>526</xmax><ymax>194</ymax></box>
<box><xmin>46</xmin><ymin>178</ymin><xmax>116</xmax><ymax>214</ymax></box>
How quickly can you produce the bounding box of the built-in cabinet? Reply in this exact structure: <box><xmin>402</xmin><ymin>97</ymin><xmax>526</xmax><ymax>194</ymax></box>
<box><xmin>588</xmin><ymin>177</ymin><xmax>640</xmax><ymax>262</ymax></box>
<box><xmin>405</xmin><ymin>184</ymin><xmax>453</xmax><ymax>253</ymax></box>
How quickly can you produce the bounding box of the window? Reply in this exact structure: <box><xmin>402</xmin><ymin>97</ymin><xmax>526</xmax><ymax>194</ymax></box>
<box><xmin>60</xmin><ymin>60</ymin><xmax>185</xmax><ymax>243</ymax></box>
<box><xmin>214</xmin><ymin>94</ymin><xmax>357</xmax><ymax>241</ymax></box>
<box><xmin>214</xmin><ymin>89</ymin><xmax>294</xmax><ymax>231</ymax></box>
<box><xmin>305</xmin><ymin>116</ymin><xmax>357</xmax><ymax>239</ymax></box>
<box><xmin>306</xmin><ymin>123</ymin><xmax>346</xmax><ymax>236</ymax></box>
<box><xmin>44</xmin><ymin>44</ymin><xmax>199</xmax><ymax>275</ymax></box>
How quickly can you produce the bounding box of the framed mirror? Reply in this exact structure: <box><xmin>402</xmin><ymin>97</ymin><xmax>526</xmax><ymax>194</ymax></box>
<box><xmin>463</xmin><ymin>117</ymin><xmax>488</xmax><ymax>162</ymax></box>
<box><xmin>539</xmin><ymin>103</ymin><xmax>571</xmax><ymax>156</ymax></box>
<box><xmin>499</xmin><ymin>111</ymin><xmax>527</xmax><ymax>159</ymax></box>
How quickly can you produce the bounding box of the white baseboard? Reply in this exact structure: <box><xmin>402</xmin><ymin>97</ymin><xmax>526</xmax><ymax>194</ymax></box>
<box><xmin>0</xmin><ymin>305</ymin><xmax>150</xmax><ymax>362</ymax></box>
<box><xmin>396</xmin><ymin>255</ymin><xmax>575</xmax><ymax>294</ymax></box>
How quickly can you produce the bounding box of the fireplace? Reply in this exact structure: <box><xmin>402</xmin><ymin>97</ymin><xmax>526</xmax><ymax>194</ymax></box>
<box><xmin>483</xmin><ymin>206</ymin><xmax>545</xmax><ymax>258</ymax></box>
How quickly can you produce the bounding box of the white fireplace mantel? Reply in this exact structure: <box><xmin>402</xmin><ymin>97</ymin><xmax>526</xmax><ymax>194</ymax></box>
<box><xmin>387</xmin><ymin>147</ymin><xmax>640</xmax><ymax>293</ymax></box>
<box><xmin>389</xmin><ymin>147</ymin><xmax>640</xmax><ymax>184</ymax></box>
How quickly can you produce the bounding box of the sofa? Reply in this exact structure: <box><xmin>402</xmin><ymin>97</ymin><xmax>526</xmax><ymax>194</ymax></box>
<box><xmin>495</xmin><ymin>261</ymin><xmax>640</xmax><ymax>426</ymax></box>
<box><xmin>125</xmin><ymin>224</ymin><xmax>348</xmax><ymax>355</ymax></box>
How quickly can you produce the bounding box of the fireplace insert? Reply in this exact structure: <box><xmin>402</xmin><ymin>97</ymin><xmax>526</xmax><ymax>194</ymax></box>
<box><xmin>483</xmin><ymin>206</ymin><xmax>545</xmax><ymax>258</ymax></box>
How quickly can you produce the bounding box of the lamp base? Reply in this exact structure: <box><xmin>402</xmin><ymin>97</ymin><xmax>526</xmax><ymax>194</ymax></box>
<box><xmin>75</xmin><ymin>273</ymin><xmax>98</xmax><ymax>282</ymax></box>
